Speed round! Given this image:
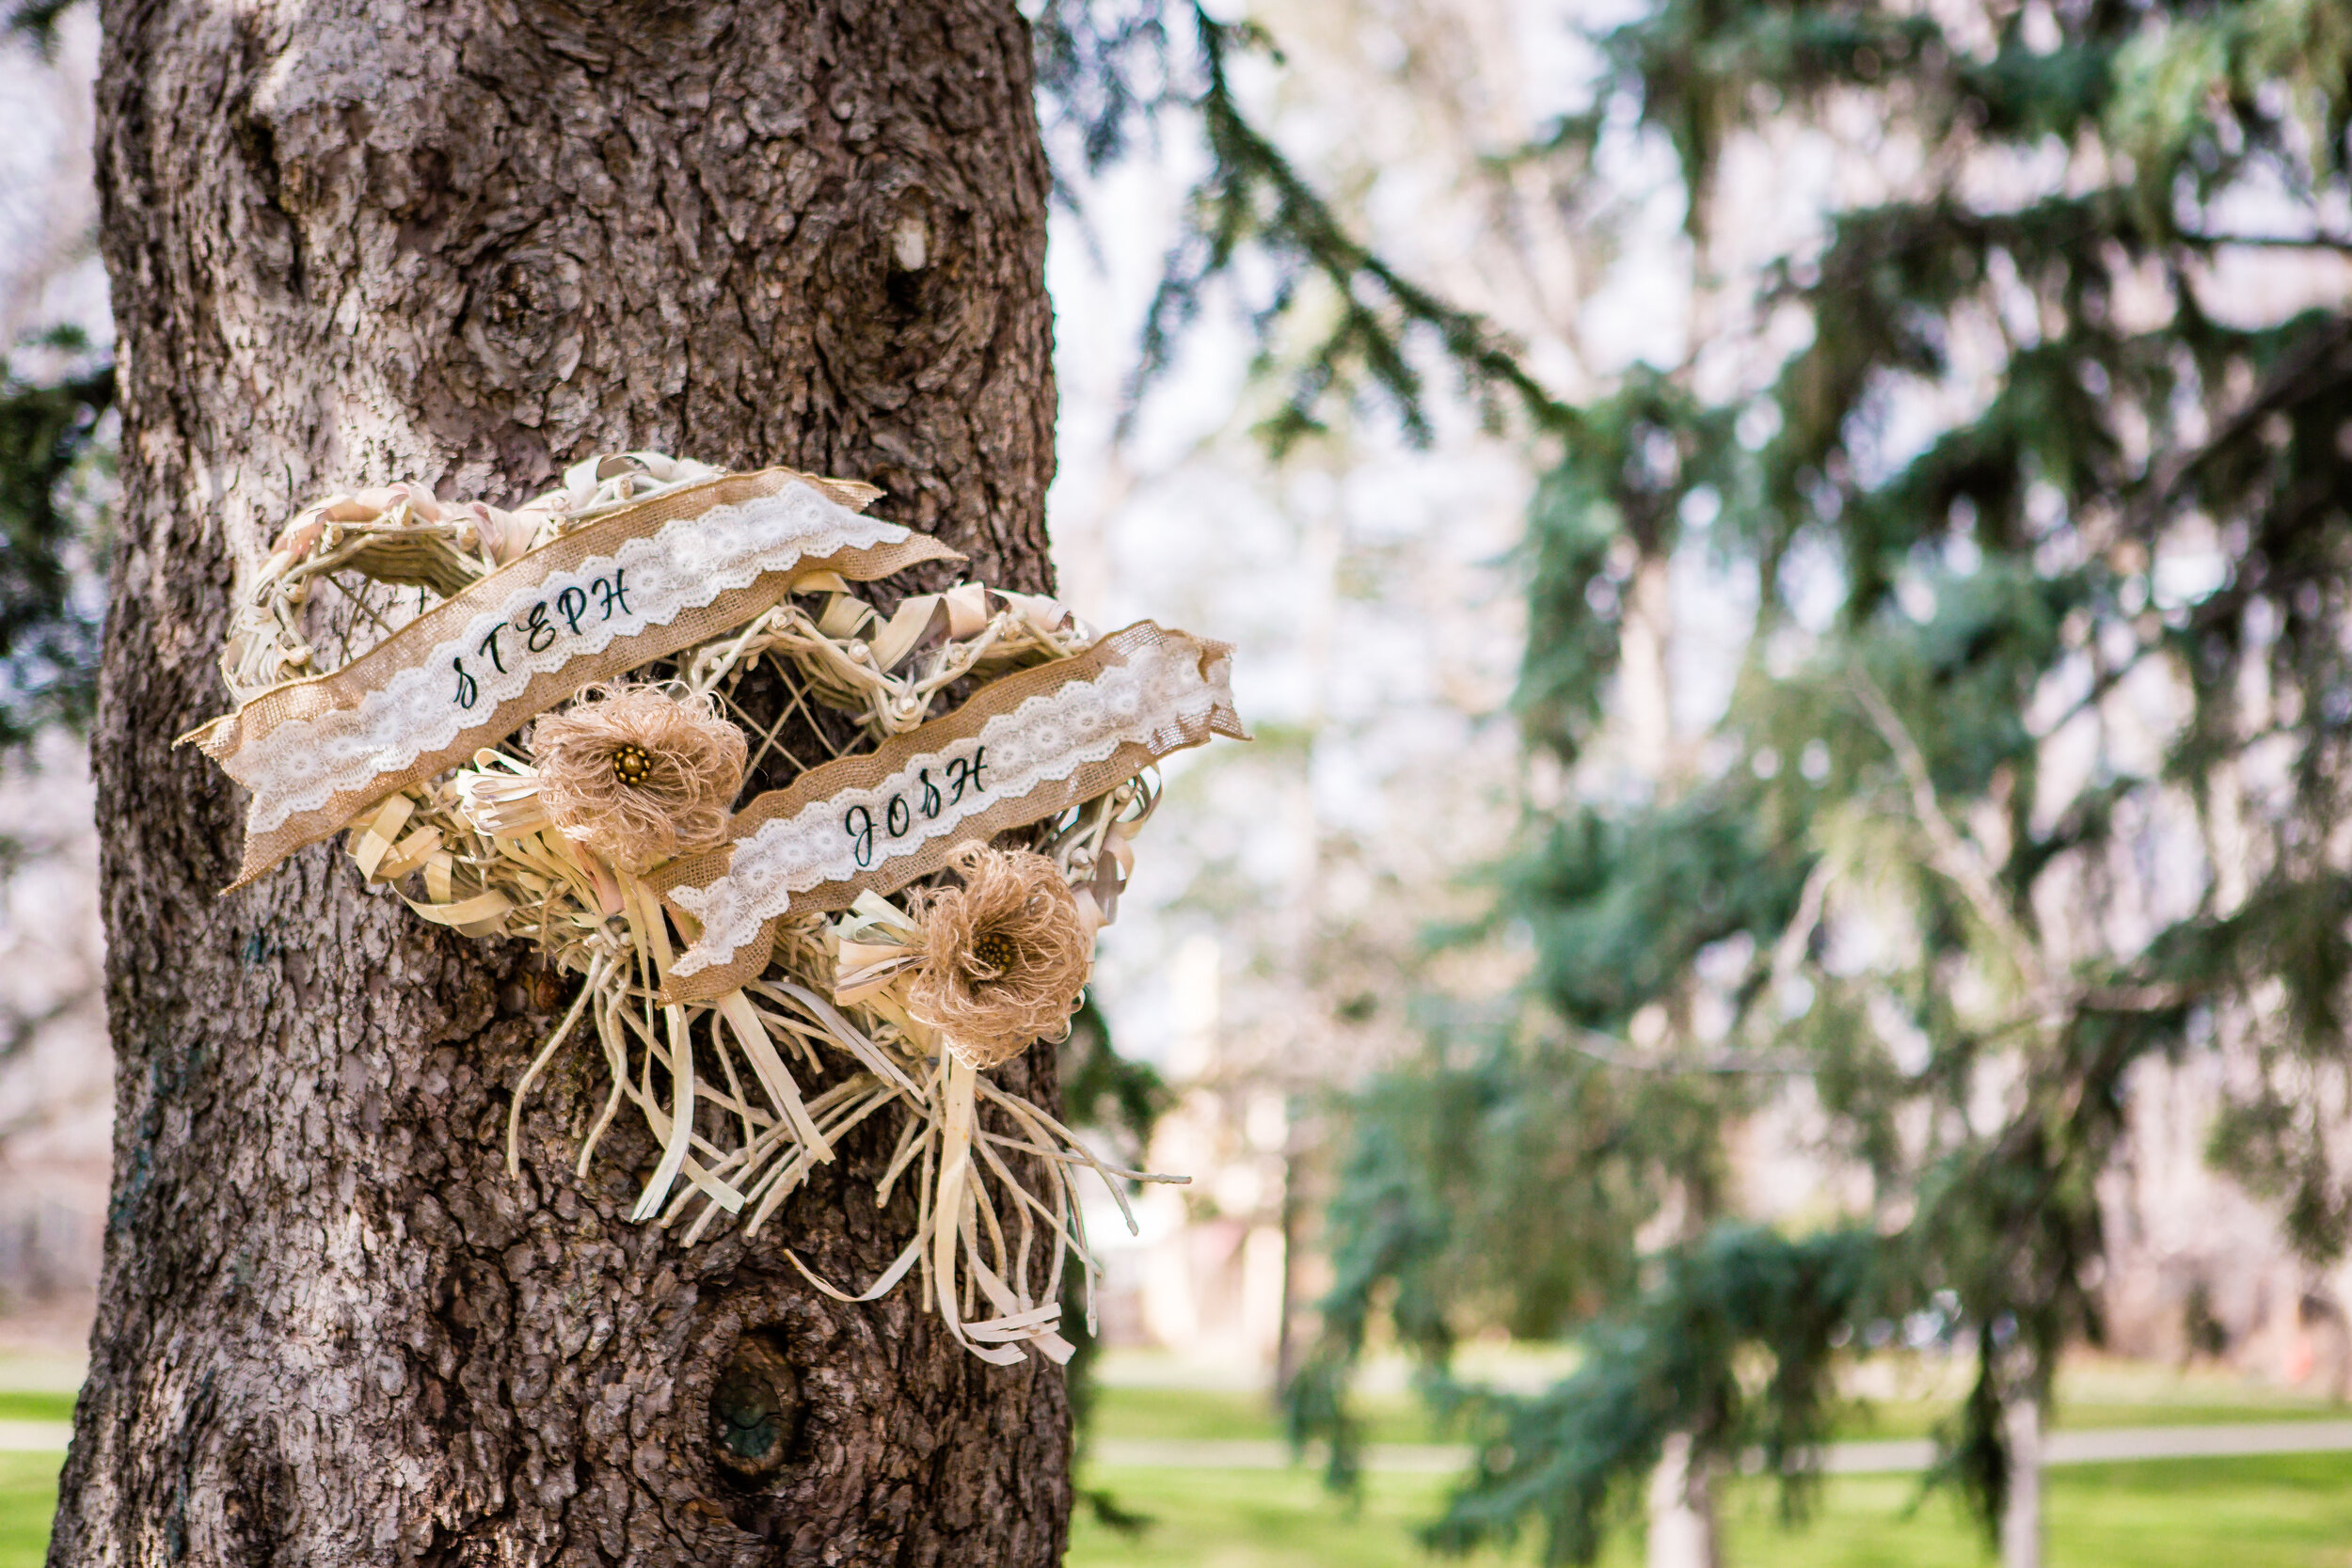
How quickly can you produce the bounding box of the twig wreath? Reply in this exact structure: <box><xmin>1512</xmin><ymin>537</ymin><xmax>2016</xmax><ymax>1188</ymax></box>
<box><xmin>183</xmin><ymin>452</ymin><xmax>1247</xmax><ymax>1365</ymax></box>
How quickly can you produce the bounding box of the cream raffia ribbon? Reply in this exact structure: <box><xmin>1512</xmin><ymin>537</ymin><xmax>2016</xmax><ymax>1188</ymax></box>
<box><xmin>182</xmin><ymin>468</ymin><xmax>961</xmax><ymax>889</ymax></box>
<box><xmin>649</xmin><ymin>622</ymin><xmax>1247</xmax><ymax>1003</ymax></box>
<box><xmin>803</xmin><ymin>892</ymin><xmax>1136</xmax><ymax>1366</ymax></box>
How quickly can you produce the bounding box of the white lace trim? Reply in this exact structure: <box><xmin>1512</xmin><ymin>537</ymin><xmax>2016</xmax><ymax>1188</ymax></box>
<box><xmin>669</xmin><ymin>640</ymin><xmax>1219</xmax><ymax>976</ymax></box>
<box><xmin>236</xmin><ymin>484</ymin><xmax>907</xmax><ymax>835</ymax></box>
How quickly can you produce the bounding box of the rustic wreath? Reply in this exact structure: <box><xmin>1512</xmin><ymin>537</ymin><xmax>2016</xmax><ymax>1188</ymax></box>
<box><xmin>187</xmin><ymin>451</ymin><xmax>1245</xmax><ymax>1365</ymax></box>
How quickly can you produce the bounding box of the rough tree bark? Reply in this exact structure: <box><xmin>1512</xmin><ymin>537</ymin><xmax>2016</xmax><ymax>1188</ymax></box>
<box><xmin>54</xmin><ymin>2</ymin><xmax>1067</xmax><ymax>1562</ymax></box>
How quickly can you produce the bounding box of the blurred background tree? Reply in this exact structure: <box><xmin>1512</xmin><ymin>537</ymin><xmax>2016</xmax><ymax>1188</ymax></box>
<box><xmin>0</xmin><ymin>333</ymin><xmax>109</xmax><ymax>758</ymax></box>
<box><xmin>0</xmin><ymin>5</ymin><xmax>112</xmax><ymax>1259</ymax></box>
<box><xmin>0</xmin><ymin>3</ymin><xmax>109</xmax><ymax>769</ymax></box>
<box><xmin>1273</xmin><ymin>3</ymin><xmax>2352</xmax><ymax>1567</ymax></box>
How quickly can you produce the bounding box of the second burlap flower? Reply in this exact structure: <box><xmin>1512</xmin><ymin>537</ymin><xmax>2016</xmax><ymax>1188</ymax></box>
<box><xmin>907</xmin><ymin>843</ymin><xmax>1094</xmax><ymax>1069</ymax></box>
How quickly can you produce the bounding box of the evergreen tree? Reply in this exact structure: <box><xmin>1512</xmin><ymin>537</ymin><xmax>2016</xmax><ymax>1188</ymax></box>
<box><xmin>1281</xmin><ymin>2</ymin><xmax>2352</xmax><ymax>1564</ymax></box>
<box><xmin>0</xmin><ymin>334</ymin><xmax>110</xmax><ymax>754</ymax></box>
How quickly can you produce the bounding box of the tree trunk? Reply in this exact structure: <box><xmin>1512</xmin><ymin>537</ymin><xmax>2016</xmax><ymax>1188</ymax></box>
<box><xmin>1622</xmin><ymin>546</ymin><xmax>1721</xmax><ymax>1568</ymax></box>
<box><xmin>2001</xmin><ymin>1390</ymin><xmax>2043</xmax><ymax>1568</ymax></box>
<box><xmin>1644</xmin><ymin>1407</ymin><xmax>1721</xmax><ymax>1568</ymax></box>
<box><xmin>55</xmin><ymin>3</ymin><xmax>1065</xmax><ymax>1563</ymax></box>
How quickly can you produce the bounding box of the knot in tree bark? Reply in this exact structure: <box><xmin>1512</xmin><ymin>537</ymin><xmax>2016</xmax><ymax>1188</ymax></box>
<box><xmin>708</xmin><ymin>1331</ymin><xmax>803</xmax><ymax>1484</ymax></box>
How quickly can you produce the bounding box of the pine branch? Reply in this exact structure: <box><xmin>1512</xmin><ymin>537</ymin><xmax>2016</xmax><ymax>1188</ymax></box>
<box><xmin>1126</xmin><ymin>6</ymin><xmax>1568</xmax><ymax>448</ymax></box>
<box><xmin>0</xmin><ymin>345</ymin><xmax>115</xmax><ymax>751</ymax></box>
<box><xmin>1561</xmin><ymin>1025</ymin><xmax>1809</xmax><ymax>1078</ymax></box>
<box><xmin>2180</xmin><ymin>228</ymin><xmax>2352</xmax><ymax>251</ymax></box>
<box><xmin>1848</xmin><ymin>668</ymin><xmax>2053</xmax><ymax>1006</ymax></box>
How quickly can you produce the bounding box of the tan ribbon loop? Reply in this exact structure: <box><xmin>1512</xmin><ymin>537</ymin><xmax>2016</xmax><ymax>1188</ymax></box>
<box><xmin>183</xmin><ymin>468</ymin><xmax>961</xmax><ymax>890</ymax></box>
<box><xmin>648</xmin><ymin>622</ymin><xmax>1248</xmax><ymax>1003</ymax></box>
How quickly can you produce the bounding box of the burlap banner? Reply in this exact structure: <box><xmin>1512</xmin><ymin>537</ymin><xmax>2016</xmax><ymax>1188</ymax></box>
<box><xmin>651</xmin><ymin>622</ymin><xmax>1247</xmax><ymax>1002</ymax></box>
<box><xmin>185</xmin><ymin>468</ymin><xmax>961</xmax><ymax>890</ymax></box>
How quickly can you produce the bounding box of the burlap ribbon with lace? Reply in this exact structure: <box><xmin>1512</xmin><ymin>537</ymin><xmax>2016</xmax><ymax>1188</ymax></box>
<box><xmin>650</xmin><ymin>622</ymin><xmax>1246</xmax><ymax>1003</ymax></box>
<box><xmin>183</xmin><ymin>468</ymin><xmax>961</xmax><ymax>890</ymax></box>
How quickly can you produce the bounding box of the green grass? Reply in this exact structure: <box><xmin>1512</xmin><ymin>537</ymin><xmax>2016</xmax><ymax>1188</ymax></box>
<box><xmin>1072</xmin><ymin>1468</ymin><xmax>1468</xmax><ymax>1568</ymax></box>
<box><xmin>0</xmin><ymin>1393</ymin><xmax>73</xmax><ymax>1426</ymax></box>
<box><xmin>1087</xmin><ymin>1382</ymin><xmax>2342</xmax><ymax>1449</ymax></box>
<box><xmin>6</xmin><ymin>1439</ymin><xmax>2352</xmax><ymax>1565</ymax></box>
<box><xmin>1070</xmin><ymin>1452</ymin><xmax>2352</xmax><ymax>1567</ymax></box>
<box><xmin>0</xmin><ymin>1453</ymin><xmax>61</xmax><ymax>1568</ymax></box>
<box><xmin>1092</xmin><ymin>1384</ymin><xmax>1440</xmax><ymax>1446</ymax></box>
<box><xmin>4</xmin><ymin>1363</ymin><xmax>2346</xmax><ymax>1567</ymax></box>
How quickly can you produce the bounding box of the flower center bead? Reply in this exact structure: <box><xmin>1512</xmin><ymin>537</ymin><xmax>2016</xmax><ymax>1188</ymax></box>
<box><xmin>612</xmin><ymin>742</ymin><xmax>657</xmax><ymax>786</ymax></box>
<box><xmin>970</xmin><ymin>929</ymin><xmax>1020</xmax><ymax>974</ymax></box>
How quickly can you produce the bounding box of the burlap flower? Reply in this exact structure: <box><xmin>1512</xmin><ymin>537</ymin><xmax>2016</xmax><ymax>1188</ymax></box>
<box><xmin>530</xmin><ymin>685</ymin><xmax>747</xmax><ymax>873</ymax></box>
<box><xmin>907</xmin><ymin>844</ymin><xmax>1093</xmax><ymax>1069</ymax></box>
